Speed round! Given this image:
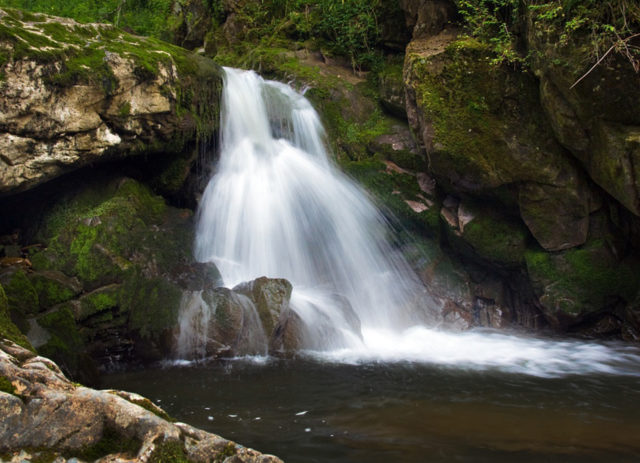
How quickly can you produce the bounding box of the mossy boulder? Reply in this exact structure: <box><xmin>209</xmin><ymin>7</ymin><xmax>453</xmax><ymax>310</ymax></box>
<box><xmin>404</xmin><ymin>32</ymin><xmax>599</xmax><ymax>252</ymax></box>
<box><xmin>525</xmin><ymin>238</ymin><xmax>640</xmax><ymax>325</ymax></box>
<box><xmin>233</xmin><ymin>277</ymin><xmax>293</xmax><ymax>337</ymax></box>
<box><xmin>23</xmin><ymin>176</ymin><xmax>220</xmax><ymax>372</ymax></box>
<box><xmin>0</xmin><ymin>7</ymin><xmax>221</xmax><ymax>197</ymax></box>
<box><xmin>526</xmin><ymin>8</ymin><xmax>640</xmax><ymax>217</ymax></box>
<box><xmin>442</xmin><ymin>199</ymin><xmax>530</xmax><ymax>267</ymax></box>
<box><xmin>0</xmin><ymin>267</ymin><xmax>39</xmax><ymax>316</ymax></box>
<box><xmin>0</xmin><ymin>284</ymin><xmax>33</xmax><ymax>351</ymax></box>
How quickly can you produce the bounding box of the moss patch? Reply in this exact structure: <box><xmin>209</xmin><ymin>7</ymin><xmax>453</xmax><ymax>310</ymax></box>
<box><xmin>36</xmin><ymin>305</ymin><xmax>84</xmax><ymax>375</ymax></box>
<box><xmin>525</xmin><ymin>239</ymin><xmax>640</xmax><ymax>316</ymax></box>
<box><xmin>149</xmin><ymin>439</ymin><xmax>191</xmax><ymax>463</ymax></box>
<box><xmin>0</xmin><ymin>374</ymin><xmax>16</xmax><ymax>395</ymax></box>
<box><xmin>0</xmin><ymin>268</ymin><xmax>39</xmax><ymax>315</ymax></box>
<box><xmin>0</xmin><ymin>284</ymin><xmax>33</xmax><ymax>350</ymax></box>
<box><xmin>72</xmin><ymin>426</ymin><xmax>141</xmax><ymax>462</ymax></box>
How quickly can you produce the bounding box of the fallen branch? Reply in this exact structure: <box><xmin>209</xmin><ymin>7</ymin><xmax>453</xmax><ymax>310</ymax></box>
<box><xmin>570</xmin><ymin>32</ymin><xmax>640</xmax><ymax>89</ymax></box>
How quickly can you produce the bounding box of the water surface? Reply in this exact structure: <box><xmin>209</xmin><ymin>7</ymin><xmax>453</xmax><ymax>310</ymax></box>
<box><xmin>104</xmin><ymin>354</ymin><xmax>640</xmax><ymax>463</ymax></box>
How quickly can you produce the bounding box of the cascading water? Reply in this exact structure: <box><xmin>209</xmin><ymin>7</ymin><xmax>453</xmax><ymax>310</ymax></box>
<box><xmin>181</xmin><ymin>67</ymin><xmax>640</xmax><ymax>377</ymax></box>
<box><xmin>194</xmin><ymin>67</ymin><xmax>433</xmax><ymax>346</ymax></box>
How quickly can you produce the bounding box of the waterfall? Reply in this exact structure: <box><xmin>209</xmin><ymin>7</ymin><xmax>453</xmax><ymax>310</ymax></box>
<box><xmin>179</xmin><ymin>67</ymin><xmax>640</xmax><ymax>377</ymax></box>
<box><xmin>193</xmin><ymin>67</ymin><xmax>433</xmax><ymax>349</ymax></box>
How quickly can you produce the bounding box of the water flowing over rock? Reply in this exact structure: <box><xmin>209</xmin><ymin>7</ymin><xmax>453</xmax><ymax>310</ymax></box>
<box><xmin>193</xmin><ymin>67</ymin><xmax>438</xmax><ymax>351</ymax></box>
<box><xmin>0</xmin><ymin>339</ymin><xmax>283</xmax><ymax>462</ymax></box>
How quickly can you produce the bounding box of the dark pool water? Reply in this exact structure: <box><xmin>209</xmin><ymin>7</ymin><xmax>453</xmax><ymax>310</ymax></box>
<box><xmin>102</xmin><ymin>358</ymin><xmax>640</xmax><ymax>463</ymax></box>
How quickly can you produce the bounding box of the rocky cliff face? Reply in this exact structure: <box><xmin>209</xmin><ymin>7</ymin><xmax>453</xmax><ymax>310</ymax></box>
<box><xmin>0</xmin><ymin>7</ymin><xmax>221</xmax><ymax>197</ymax></box>
<box><xmin>401</xmin><ymin>0</ymin><xmax>640</xmax><ymax>338</ymax></box>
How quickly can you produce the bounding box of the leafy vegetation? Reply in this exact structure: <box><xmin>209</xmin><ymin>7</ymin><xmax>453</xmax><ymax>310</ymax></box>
<box><xmin>455</xmin><ymin>0</ymin><xmax>640</xmax><ymax>72</ymax></box>
<box><xmin>0</xmin><ymin>0</ymin><xmax>174</xmax><ymax>39</ymax></box>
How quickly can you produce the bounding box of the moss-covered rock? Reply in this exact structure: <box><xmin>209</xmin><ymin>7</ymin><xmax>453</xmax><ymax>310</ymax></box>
<box><xmin>0</xmin><ymin>284</ymin><xmax>34</xmax><ymax>351</ymax></box>
<box><xmin>443</xmin><ymin>199</ymin><xmax>530</xmax><ymax>267</ymax></box>
<box><xmin>404</xmin><ymin>32</ymin><xmax>598</xmax><ymax>252</ymax></box>
<box><xmin>233</xmin><ymin>277</ymin><xmax>292</xmax><ymax>337</ymax></box>
<box><xmin>0</xmin><ymin>267</ymin><xmax>39</xmax><ymax>315</ymax></box>
<box><xmin>525</xmin><ymin>7</ymin><xmax>640</xmax><ymax>217</ymax></box>
<box><xmin>525</xmin><ymin>238</ymin><xmax>640</xmax><ymax>325</ymax></box>
<box><xmin>0</xmin><ymin>7</ymin><xmax>221</xmax><ymax>197</ymax></box>
<box><xmin>24</xmin><ymin>176</ymin><xmax>220</xmax><ymax>371</ymax></box>
<box><xmin>29</xmin><ymin>270</ymin><xmax>82</xmax><ymax>310</ymax></box>
<box><xmin>34</xmin><ymin>305</ymin><xmax>85</xmax><ymax>377</ymax></box>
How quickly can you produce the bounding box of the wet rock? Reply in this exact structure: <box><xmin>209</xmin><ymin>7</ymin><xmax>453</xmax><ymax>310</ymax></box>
<box><xmin>0</xmin><ymin>340</ymin><xmax>283</xmax><ymax>462</ymax></box>
<box><xmin>234</xmin><ymin>277</ymin><xmax>293</xmax><ymax>337</ymax></box>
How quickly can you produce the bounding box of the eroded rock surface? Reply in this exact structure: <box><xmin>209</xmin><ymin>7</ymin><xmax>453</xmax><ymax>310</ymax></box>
<box><xmin>0</xmin><ymin>339</ymin><xmax>283</xmax><ymax>462</ymax></box>
<box><xmin>0</xmin><ymin>8</ymin><xmax>221</xmax><ymax>196</ymax></box>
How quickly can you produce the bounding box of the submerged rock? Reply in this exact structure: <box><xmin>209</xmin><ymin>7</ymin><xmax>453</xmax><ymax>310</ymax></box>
<box><xmin>0</xmin><ymin>339</ymin><xmax>283</xmax><ymax>462</ymax></box>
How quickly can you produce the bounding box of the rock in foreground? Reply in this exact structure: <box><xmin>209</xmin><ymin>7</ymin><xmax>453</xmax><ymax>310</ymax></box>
<box><xmin>0</xmin><ymin>339</ymin><xmax>283</xmax><ymax>463</ymax></box>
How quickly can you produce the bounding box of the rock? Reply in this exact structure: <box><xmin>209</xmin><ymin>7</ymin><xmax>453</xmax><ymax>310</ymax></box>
<box><xmin>525</xmin><ymin>238</ymin><xmax>640</xmax><ymax>326</ymax></box>
<box><xmin>527</xmin><ymin>7</ymin><xmax>640</xmax><ymax>217</ymax></box>
<box><xmin>0</xmin><ymin>340</ymin><xmax>283</xmax><ymax>462</ymax></box>
<box><xmin>378</xmin><ymin>63</ymin><xmax>408</xmax><ymax>119</ymax></box>
<box><xmin>233</xmin><ymin>277</ymin><xmax>293</xmax><ymax>337</ymax></box>
<box><xmin>269</xmin><ymin>308</ymin><xmax>311</xmax><ymax>353</ymax></box>
<box><xmin>0</xmin><ymin>284</ymin><xmax>34</xmax><ymax>351</ymax></box>
<box><xmin>443</xmin><ymin>200</ymin><xmax>529</xmax><ymax>267</ymax></box>
<box><xmin>12</xmin><ymin>177</ymin><xmax>225</xmax><ymax>375</ymax></box>
<box><xmin>0</xmin><ymin>8</ymin><xmax>221</xmax><ymax>197</ymax></box>
<box><xmin>400</xmin><ymin>0</ymin><xmax>457</xmax><ymax>40</ymax></box>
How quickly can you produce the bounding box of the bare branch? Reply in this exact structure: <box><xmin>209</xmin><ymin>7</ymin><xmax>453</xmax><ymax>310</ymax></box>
<box><xmin>570</xmin><ymin>32</ymin><xmax>640</xmax><ymax>89</ymax></box>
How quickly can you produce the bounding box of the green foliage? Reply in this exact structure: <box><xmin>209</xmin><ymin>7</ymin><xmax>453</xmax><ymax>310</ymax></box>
<box><xmin>0</xmin><ymin>0</ymin><xmax>173</xmax><ymax>39</ymax></box>
<box><xmin>312</xmin><ymin>0</ymin><xmax>382</xmax><ymax>70</ymax></box>
<box><xmin>525</xmin><ymin>239</ymin><xmax>640</xmax><ymax>314</ymax></box>
<box><xmin>37</xmin><ymin>305</ymin><xmax>84</xmax><ymax>376</ymax></box>
<box><xmin>455</xmin><ymin>0</ymin><xmax>640</xmax><ymax>69</ymax></box>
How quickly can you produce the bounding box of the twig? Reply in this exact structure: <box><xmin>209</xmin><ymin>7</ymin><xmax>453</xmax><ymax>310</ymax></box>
<box><xmin>570</xmin><ymin>32</ymin><xmax>640</xmax><ymax>89</ymax></box>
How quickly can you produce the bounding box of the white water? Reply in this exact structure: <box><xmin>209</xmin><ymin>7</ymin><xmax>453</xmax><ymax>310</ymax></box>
<box><xmin>189</xmin><ymin>67</ymin><xmax>640</xmax><ymax>377</ymax></box>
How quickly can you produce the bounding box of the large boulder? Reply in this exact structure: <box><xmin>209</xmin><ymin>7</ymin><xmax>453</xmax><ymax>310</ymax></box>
<box><xmin>526</xmin><ymin>8</ymin><xmax>640</xmax><ymax>217</ymax></box>
<box><xmin>2</xmin><ymin>176</ymin><xmax>222</xmax><ymax>379</ymax></box>
<box><xmin>0</xmin><ymin>8</ymin><xmax>221</xmax><ymax>197</ymax></box>
<box><xmin>0</xmin><ymin>340</ymin><xmax>283</xmax><ymax>462</ymax></box>
<box><xmin>174</xmin><ymin>277</ymin><xmax>295</xmax><ymax>359</ymax></box>
<box><xmin>404</xmin><ymin>32</ymin><xmax>599</xmax><ymax>252</ymax></box>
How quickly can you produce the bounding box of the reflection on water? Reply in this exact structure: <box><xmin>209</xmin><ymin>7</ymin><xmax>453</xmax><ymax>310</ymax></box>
<box><xmin>103</xmin><ymin>358</ymin><xmax>640</xmax><ymax>463</ymax></box>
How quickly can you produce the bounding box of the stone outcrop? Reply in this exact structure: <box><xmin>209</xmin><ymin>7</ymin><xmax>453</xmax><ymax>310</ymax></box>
<box><xmin>0</xmin><ymin>339</ymin><xmax>283</xmax><ymax>462</ymax></box>
<box><xmin>1</xmin><ymin>176</ymin><xmax>223</xmax><ymax>381</ymax></box>
<box><xmin>0</xmin><ymin>7</ymin><xmax>221</xmax><ymax>197</ymax></box>
<box><xmin>399</xmin><ymin>0</ymin><xmax>640</xmax><ymax>337</ymax></box>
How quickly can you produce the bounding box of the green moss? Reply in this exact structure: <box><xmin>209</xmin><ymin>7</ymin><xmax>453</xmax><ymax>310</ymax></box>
<box><xmin>1</xmin><ymin>268</ymin><xmax>39</xmax><ymax>315</ymax></box>
<box><xmin>72</xmin><ymin>426</ymin><xmax>141</xmax><ymax>462</ymax></box>
<box><xmin>79</xmin><ymin>286</ymin><xmax>120</xmax><ymax>321</ymax></box>
<box><xmin>149</xmin><ymin>439</ymin><xmax>190</xmax><ymax>463</ymax></box>
<box><xmin>0</xmin><ymin>374</ymin><xmax>16</xmax><ymax>395</ymax></box>
<box><xmin>460</xmin><ymin>207</ymin><xmax>529</xmax><ymax>266</ymax></box>
<box><xmin>29</xmin><ymin>273</ymin><xmax>77</xmax><ymax>309</ymax></box>
<box><xmin>343</xmin><ymin>158</ymin><xmax>441</xmax><ymax>237</ymax></box>
<box><xmin>0</xmin><ymin>284</ymin><xmax>34</xmax><ymax>350</ymax></box>
<box><xmin>405</xmin><ymin>38</ymin><xmax>553</xmax><ymax>192</ymax></box>
<box><xmin>37</xmin><ymin>306</ymin><xmax>84</xmax><ymax>375</ymax></box>
<box><xmin>525</xmin><ymin>239</ymin><xmax>640</xmax><ymax>315</ymax></box>
<box><xmin>122</xmin><ymin>271</ymin><xmax>182</xmax><ymax>340</ymax></box>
